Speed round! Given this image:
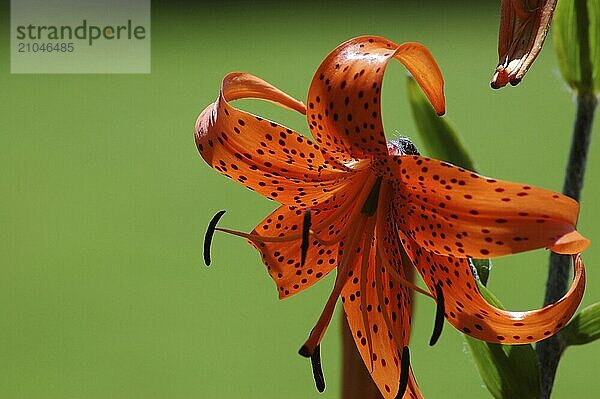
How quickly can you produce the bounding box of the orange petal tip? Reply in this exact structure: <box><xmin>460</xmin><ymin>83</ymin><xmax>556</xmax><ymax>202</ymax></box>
<box><xmin>432</xmin><ymin>92</ymin><xmax>446</xmax><ymax>116</ymax></box>
<box><xmin>549</xmin><ymin>230</ymin><xmax>590</xmax><ymax>254</ymax></box>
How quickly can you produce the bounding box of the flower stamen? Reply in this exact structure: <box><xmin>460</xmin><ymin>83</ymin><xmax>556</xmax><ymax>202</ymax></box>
<box><xmin>208</xmin><ymin>172</ymin><xmax>375</xmax><ymax>252</ymax></box>
<box><xmin>301</xmin><ymin>209</ymin><xmax>312</xmax><ymax>266</ymax></box>
<box><xmin>310</xmin><ymin>173</ymin><xmax>377</xmax><ymax>246</ymax></box>
<box><xmin>203</xmin><ymin>210</ymin><xmax>227</xmax><ymax>266</ymax></box>
<box><xmin>429</xmin><ymin>283</ymin><xmax>445</xmax><ymax>346</ymax></box>
<box><xmin>374</xmin><ymin>250</ymin><xmax>404</xmax><ymax>351</ymax></box>
<box><xmin>374</xmin><ymin>196</ymin><xmax>434</xmax><ymax>300</ymax></box>
<box><xmin>361</xmin><ymin>177</ymin><xmax>383</xmax><ymax>216</ymax></box>
<box><xmin>299</xmin><ymin>215</ymin><xmax>371</xmax><ymax>357</ymax></box>
<box><xmin>360</xmin><ymin>236</ymin><xmax>375</xmax><ymax>372</ymax></box>
<box><xmin>310</xmin><ymin>344</ymin><xmax>326</xmax><ymax>393</ymax></box>
<box><xmin>396</xmin><ymin>346</ymin><xmax>410</xmax><ymax>399</ymax></box>
<box><xmin>377</xmin><ymin>246</ymin><xmax>435</xmax><ymax>299</ymax></box>
<box><xmin>214</xmin><ymin>227</ymin><xmax>299</xmax><ymax>243</ymax></box>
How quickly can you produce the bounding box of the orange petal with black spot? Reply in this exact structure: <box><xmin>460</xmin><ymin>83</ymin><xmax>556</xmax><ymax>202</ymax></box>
<box><xmin>341</xmin><ymin>240</ymin><xmax>412</xmax><ymax>398</ymax></box>
<box><xmin>342</xmin><ymin>274</ymin><xmax>413</xmax><ymax>399</ymax></box>
<box><xmin>250</xmin><ymin>206</ymin><xmax>337</xmax><ymax>299</ymax></box>
<box><xmin>195</xmin><ymin>72</ymin><xmax>354</xmax><ymax>207</ymax></box>
<box><xmin>249</xmin><ymin>173</ymin><xmax>369</xmax><ymax>299</ymax></box>
<box><xmin>307</xmin><ymin>36</ymin><xmax>445</xmax><ymax>163</ymax></box>
<box><xmin>402</xmin><ymin>235</ymin><xmax>585</xmax><ymax>345</ymax></box>
<box><xmin>342</xmin><ymin>188</ymin><xmax>415</xmax><ymax>399</ymax></box>
<box><xmin>390</xmin><ymin>155</ymin><xmax>589</xmax><ymax>258</ymax></box>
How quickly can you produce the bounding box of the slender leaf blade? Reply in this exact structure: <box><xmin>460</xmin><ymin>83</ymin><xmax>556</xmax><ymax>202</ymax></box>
<box><xmin>554</xmin><ymin>0</ymin><xmax>600</xmax><ymax>93</ymax></box>
<box><xmin>562</xmin><ymin>302</ymin><xmax>600</xmax><ymax>346</ymax></box>
<box><xmin>406</xmin><ymin>76</ymin><xmax>477</xmax><ymax>171</ymax></box>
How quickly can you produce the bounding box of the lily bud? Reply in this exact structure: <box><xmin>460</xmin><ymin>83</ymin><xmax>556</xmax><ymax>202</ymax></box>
<box><xmin>491</xmin><ymin>0</ymin><xmax>557</xmax><ymax>88</ymax></box>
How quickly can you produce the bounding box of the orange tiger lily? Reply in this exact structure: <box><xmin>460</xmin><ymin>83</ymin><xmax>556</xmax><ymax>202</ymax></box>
<box><xmin>491</xmin><ymin>0</ymin><xmax>557</xmax><ymax>88</ymax></box>
<box><xmin>195</xmin><ymin>36</ymin><xmax>588</xmax><ymax>398</ymax></box>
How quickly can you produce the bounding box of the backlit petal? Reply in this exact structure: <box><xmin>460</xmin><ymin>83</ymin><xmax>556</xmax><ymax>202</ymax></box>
<box><xmin>307</xmin><ymin>36</ymin><xmax>445</xmax><ymax>163</ymax></box>
<box><xmin>341</xmin><ymin>240</ymin><xmax>412</xmax><ymax>399</ymax></box>
<box><xmin>250</xmin><ymin>172</ymin><xmax>372</xmax><ymax>298</ymax></box>
<box><xmin>389</xmin><ymin>155</ymin><xmax>588</xmax><ymax>258</ymax></box>
<box><xmin>250</xmin><ymin>206</ymin><xmax>336</xmax><ymax>299</ymax></box>
<box><xmin>195</xmin><ymin>72</ymin><xmax>354</xmax><ymax>207</ymax></box>
<box><xmin>401</xmin><ymin>235</ymin><xmax>586</xmax><ymax>344</ymax></box>
<box><xmin>342</xmin><ymin>185</ymin><xmax>414</xmax><ymax>399</ymax></box>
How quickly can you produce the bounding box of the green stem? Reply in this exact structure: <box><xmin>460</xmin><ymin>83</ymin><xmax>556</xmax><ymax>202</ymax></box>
<box><xmin>537</xmin><ymin>1</ymin><xmax>597</xmax><ymax>396</ymax></box>
<box><xmin>537</xmin><ymin>90</ymin><xmax>597</xmax><ymax>399</ymax></box>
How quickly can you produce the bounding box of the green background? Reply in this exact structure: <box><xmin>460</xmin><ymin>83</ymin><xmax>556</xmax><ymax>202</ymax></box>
<box><xmin>2</xmin><ymin>1</ymin><xmax>599</xmax><ymax>398</ymax></box>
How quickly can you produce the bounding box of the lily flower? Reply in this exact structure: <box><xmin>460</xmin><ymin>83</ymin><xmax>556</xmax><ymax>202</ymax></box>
<box><xmin>491</xmin><ymin>0</ymin><xmax>557</xmax><ymax>88</ymax></box>
<box><xmin>195</xmin><ymin>36</ymin><xmax>588</xmax><ymax>398</ymax></box>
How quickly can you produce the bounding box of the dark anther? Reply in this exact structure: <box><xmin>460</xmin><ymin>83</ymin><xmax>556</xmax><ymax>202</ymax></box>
<box><xmin>429</xmin><ymin>283</ymin><xmax>445</xmax><ymax>346</ymax></box>
<box><xmin>361</xmin><ymin>176</ymin><xmax>382</xmax><ymax>216</ymax></box>
<box><xmin>301</xmin><ymin>209</ymin><xmax>312</xmax><ymax>266</ymax></box>
<box><xmin>395</xmin><ymin>346</ymin><xmax>410</xmax><ymax>399</ymax></box>
<box><xmin>203</xmin><ymin>210</ymin><xmax>226</xmax><ymax>266</ymax></box>
<box><xmin>310</xmin><ymin>344</ymin><xmax>326</xmax><ymax>393</ymax></box>
<box><xmin>298</xmin><ymin>344</ymin><xmax>311</xmax><ymax>358</ymax></box>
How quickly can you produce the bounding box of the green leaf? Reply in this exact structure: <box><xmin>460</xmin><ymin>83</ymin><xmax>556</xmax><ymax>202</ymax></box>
<box><xmin>475</xmin><ymin>281</ymin><xmax>502</xmax><ymax>307</ymax></box>
<box><xmin>562</xmin><ymin>302</ymin><xmax>600</xmax><ymax>346</ymax></box>
<box><xmin>464</xmin><ymin>283</ymin><xmax>541</xmax><ymax>399</ymax></box>
<box><xmin>407</xmin><ymin>78</ymin><xmax>540</xmax><ymax>398</ymax></box>
<box><xmin>465</xmin><ymin>337</ymin><xmax>541</xmax><ymax>399</ymax></box>
<box><xmin>406</xmin><ymin>76</ymin><xmax>477</xmax><ymax>171</ymax></box>
<box><xmin>554</xmin><ymin>0</ymin><xmax>600</xmax><ymax>94</ymax></box>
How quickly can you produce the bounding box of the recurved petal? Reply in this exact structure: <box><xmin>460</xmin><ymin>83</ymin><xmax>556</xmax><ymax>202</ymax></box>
<box><xmin>390</xmin><ymin>155</ymin><xmax>589</xmax><ymax>258</ymax></box>
<box><xmin>195</xmin><ymin>72</ymin><xmax>354</xmax><ymax>207</ymax></box>
<box><xmin>307</xmin><ymin>36</ymin><xmax>445</xmax><ymax>163</ymax></box>
<box><xmin>401</xmin><ymin>235</ymin><xmax>586</xmax><ymax>345</ymax></box>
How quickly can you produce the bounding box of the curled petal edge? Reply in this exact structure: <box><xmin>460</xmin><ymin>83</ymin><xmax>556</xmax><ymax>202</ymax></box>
<box><xmin>465</xmin><ymin>253</ymin><xmax>586</xmax><ymax>344</ymax></box>
<box><xmin>396</xmin><ymin>42</ymin><xmax>446</xmax><ymax>115</ymax></box>
<box><xmin>220</xmin><ymin>72</ymin><xmax>306</xmax><ymax>114</ymax></box>
<box><xmin>549</xmin><ymin>230</ymin><xmax>590</xmax><ymax>254</ymax></box>
<box><xmin>306</xmin><ymin>36</ymin><xmax>445</xmax><ymax>162</ymax></box>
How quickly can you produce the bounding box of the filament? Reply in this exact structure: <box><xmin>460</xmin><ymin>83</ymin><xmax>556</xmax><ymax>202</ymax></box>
<box><xmin>299</xmin><ymin>215</ymin><xmax>369</xmax><ymax>357</ymax></box>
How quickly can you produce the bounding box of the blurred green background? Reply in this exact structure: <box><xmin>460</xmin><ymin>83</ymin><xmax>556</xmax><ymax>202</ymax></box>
<box><xmin>1</xmin><ymin>1</ymin><xmax>599</xmax><ymax>398</ymax></box>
